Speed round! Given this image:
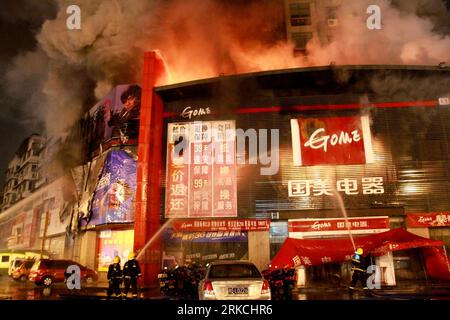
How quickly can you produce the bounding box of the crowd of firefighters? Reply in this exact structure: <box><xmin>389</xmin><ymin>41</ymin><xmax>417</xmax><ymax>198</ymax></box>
<box><xmin>106</xmin><ymin>247</ymin><xmax>370</xmax><ymax>299</ymax></box>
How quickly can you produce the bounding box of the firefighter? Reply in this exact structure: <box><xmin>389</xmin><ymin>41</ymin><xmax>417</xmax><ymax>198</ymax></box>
<box><xmin>123</xmin><ymin>251</ymin><xmax>142</xmax><ymax>298</ymax></box>
<box><xmin>349</xmin><ymin>248</ymin><xmax>369</xmax><ymax>292</ymax></box>
<box><xmin>107</xmin><ymin>256</ymin><xmax>123</xmax><ymax>298</ymax></box>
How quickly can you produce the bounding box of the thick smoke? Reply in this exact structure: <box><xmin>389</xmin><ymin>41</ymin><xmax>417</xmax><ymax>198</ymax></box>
<box><xmin>3</xmin><ymin>0</ymin><xmax>450</xmax><ymax>145</ymax></box>
<box><xmin>307</xmin><ymin>0</ymin><xmax>450</xmax><ymax>65</ymax></box>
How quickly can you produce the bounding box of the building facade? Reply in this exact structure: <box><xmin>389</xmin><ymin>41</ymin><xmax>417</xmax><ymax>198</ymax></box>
<box><xmin>1</xmin><ymin>59</ymin><xmax>449</xmax><ymax>286</ymax></box>
<box><xmin>284</xmin><ymin>0</ymin><xmax>341</xmax><ymax>54</ymax></box>
<box><xmin>1</xmin><ymin>134</ymin><xmax>45</xmax><ymax>212</ymax></box>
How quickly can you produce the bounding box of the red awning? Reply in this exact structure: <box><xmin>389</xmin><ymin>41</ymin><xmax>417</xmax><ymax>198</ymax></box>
<box><xmin>270</xmin><ymin>228</ymin><xmax>450</xmax><ymax>280</ymax></box>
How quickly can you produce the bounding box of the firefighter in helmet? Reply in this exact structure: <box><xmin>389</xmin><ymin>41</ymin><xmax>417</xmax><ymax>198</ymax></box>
<box><xmin>107</xmin><ymin>256</ymin><xmax>123</xmax><ymax>298</ymax></box>
<box><xmin>349</xmin><ymin>248</ymin><xmax>369</xmax><ymax>292</ymax></box>
<box><xmin>123</xmin><ymin>251</ymin><xmax>142</xmax><ymax>298</ymax></box>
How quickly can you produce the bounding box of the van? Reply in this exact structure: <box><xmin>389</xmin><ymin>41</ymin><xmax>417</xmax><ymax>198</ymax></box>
<box><xmin>0</xmin><ymin>250</ymin><xmax>49</xmax><ymax>275</ymax></box>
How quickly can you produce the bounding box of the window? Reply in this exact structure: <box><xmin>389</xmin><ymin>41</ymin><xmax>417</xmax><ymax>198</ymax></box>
<box><xmin>290</xmin><ymin>3</ymin><xmax>311</xmax><ymax>26</ymax></box>
<box><xmin>291</xmin><ymin>32</ymin><xmax>313</xmax><ymax>52</ymax></box>
<box><xmin>209</xmin><ymin>264</ymin><xmax>261</xmax><ymax>279</ymax></box>
<box><xmin>1</xmin><ymin>256</ymin><xmax>9</xmax><ymax>263</ymax></box>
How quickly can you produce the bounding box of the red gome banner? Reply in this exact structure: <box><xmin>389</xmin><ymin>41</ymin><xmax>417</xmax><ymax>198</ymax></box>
<box><xmin>289</xmin><ymin>216</ymin><xmax>390</xmax><ymax>233</ymax></box>
<box><xmin>291</xmin><ymin>115</ymin><xmax>374</xmax><ymax>166</ymax></box>
<box><xmin>407</xmin><ymin>212</ymin><xmax>450</xmax><ymax>228</ymax></box>
<box><xmin>172</xmin><ymin>219</ymin><xmax>271</xmax><ymax>232</ymax></box>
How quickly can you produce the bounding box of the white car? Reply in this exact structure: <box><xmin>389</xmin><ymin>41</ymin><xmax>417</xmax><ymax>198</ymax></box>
<box><xmin>198</xmin><ymin>261</ymin><xmax>271</xmax><ymax>300</ymax></box>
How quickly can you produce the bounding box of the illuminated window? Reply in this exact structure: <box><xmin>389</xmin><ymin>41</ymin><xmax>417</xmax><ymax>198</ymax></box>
<box><xmin>289</xmin><ymin>3</ymin><xmax>311</xmax><ymax>26</ymax></box>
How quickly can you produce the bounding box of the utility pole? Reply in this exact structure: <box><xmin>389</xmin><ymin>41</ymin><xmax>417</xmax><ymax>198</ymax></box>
<box><xmin>40</xmin><ymin>204</ymin><xmax>50</xmax><ymax>259</ymax></box>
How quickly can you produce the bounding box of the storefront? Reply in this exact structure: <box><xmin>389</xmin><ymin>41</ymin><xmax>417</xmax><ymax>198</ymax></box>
<box><xmin>288</xmin><ymin>216</ymin><xmax>395</xmax><ymax>286</ymax></box>
<box><xmin>147</xmin><ymin>64</ymin><xmax>450</xmax><ymax>285</ymax></box>
<box><xmin>161</xmin><ymin>219</ymin><xmax>271</xmax><ymax>271</ymax></box>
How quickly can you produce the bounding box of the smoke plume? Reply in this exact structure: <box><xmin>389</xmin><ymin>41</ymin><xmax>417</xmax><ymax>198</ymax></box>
<box><xmin>3</xmin><ymin>0</ymin><xmax>450</xmax><ymax>144</ymax></box>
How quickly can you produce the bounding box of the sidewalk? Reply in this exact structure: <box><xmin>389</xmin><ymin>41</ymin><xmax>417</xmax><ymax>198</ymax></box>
<box><xmin>58</xmin><ymin>280</ymin><xmax>164</xmax><ymax>300</ymax></box>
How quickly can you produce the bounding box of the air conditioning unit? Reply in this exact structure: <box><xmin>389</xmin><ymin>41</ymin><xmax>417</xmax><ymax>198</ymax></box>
<box><xmin>327</xmin><ymin>19</ymin><xmax>339</xmax><ymax>27</ymax></box>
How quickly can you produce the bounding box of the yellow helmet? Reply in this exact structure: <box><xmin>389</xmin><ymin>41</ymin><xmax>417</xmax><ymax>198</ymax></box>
<box><xmin>128</xmin><ymin>252</ymin><xmax>136</xmax><ymax>260</ymax></box>
<box><xmin>113</xmin><ymin>256</ymin><xmax>121</xmax><ymax>264</ymax></box>
<box><xmin>356</xmin><ymin>248</ymin><xmax>363</xmax><ymax>255</ymax></box>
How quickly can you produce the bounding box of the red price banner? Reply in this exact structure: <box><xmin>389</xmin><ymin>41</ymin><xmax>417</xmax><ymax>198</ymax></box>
<box><xmin>165</xmin><ymin>121</ymin><xmax>237</xmax><ymax>218</ymax></box>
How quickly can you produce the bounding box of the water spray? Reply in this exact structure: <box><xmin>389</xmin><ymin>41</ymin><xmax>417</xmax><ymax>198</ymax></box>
<box><xmin>331</xmin><ymin>185</ymin><xmax>356</xmax><ymax>252</ymax></box>
<box><xmin>136</xmin><ymin>218</ymin><xmax>174</xmax><ymax>260</ymax></box>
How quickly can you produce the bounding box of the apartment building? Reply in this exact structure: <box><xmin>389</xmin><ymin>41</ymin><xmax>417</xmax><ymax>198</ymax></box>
<box><xmin>1</xmin><ymin>134</ymin><xmax>45</xmax><ymax>211</ymax></box>
<box><xmin>284</xmin><ymin>0</ymin><xmax>341</xmax><ymax>54</ymax></box>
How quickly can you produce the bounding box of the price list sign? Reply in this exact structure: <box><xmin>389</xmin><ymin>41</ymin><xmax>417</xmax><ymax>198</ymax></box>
<box><xmin>166</xmin><ymin>121</ymin><xmax>237</xmax><ymax>218</ymax></box>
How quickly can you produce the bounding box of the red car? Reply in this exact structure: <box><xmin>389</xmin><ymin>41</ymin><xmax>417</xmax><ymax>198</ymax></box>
<box><xmin>28</xmin><ymin>259</ymin><xmax>98</xmax><ymax>286</ymax></box>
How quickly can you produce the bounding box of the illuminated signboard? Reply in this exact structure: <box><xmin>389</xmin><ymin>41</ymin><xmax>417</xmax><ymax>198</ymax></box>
<box><xmin>291</xmin><ymin>115</ymin><xmax>374</xmax><ymax>166</ymax></box>
<box><xmin>288</xmin><ymin>216</ymin><xmax>390</xmax><ymax>237</ymax></box>
<box><xmin>165</xmin><ymin>121</ymin><xmax>237</xmax><ymax>218</ymax></box>
<box><xmin>97</xmin><ymin>229</ymin><xmax>134</xmax><ymax>272</ymax></box>
<box><xmin>406</xmin><ymin>212</ymin><xmax>450</xmax><ymax>228</ymax></box>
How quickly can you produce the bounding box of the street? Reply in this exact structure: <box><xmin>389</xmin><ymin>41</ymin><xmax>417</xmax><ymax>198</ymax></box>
<box><xmin>1</xmin><ymin>275</ymin><xmax>450</xmax><ymax>300</ymax></box>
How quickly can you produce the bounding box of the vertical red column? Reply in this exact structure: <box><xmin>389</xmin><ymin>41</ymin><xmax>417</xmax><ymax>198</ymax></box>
<box><xmin>134</xmin><ymin>51</ymin><xmax>166</xmax><ymax>287</ymax></box>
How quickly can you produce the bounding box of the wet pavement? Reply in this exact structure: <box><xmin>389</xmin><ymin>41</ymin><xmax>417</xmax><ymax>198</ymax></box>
<box><xmin>1</xmin><ymin>275</ymin><xmax>450</xmax><ymax>300</ymax></box>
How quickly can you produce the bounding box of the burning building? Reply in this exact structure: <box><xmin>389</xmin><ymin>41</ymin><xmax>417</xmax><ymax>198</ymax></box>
<box><xmin>141</xmin><ymin>59</ymin><xmax>450</xmax><ymax>286</ymax></box>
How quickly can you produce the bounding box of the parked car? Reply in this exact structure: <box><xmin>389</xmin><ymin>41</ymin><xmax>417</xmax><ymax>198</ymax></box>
<box><xmin>0</xmin><ymin>250</ymin><xmax>47</xmax><ymax>276</ymax></box>
<box><xmin>28</xmin><ymin>259</ymin><xmax>98</xmax><ymax>286</ymax></box>
<box><xmin>198</xmin><ymin>261</ymin><xmax>271</xmax><ymax>300</ymax></box>
<box><xmin>8</xmin><ymin>258</ymin><xmax>28</xmax><ymax>277</ymax></box>
<box><xmin>11</xmin><ymin>259</ymin><xmax>35</xmax><ymax>282</ymax></box>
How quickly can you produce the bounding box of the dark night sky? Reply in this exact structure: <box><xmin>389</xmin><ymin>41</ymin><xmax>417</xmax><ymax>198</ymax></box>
<box><xmin>0</xmin><ymin>1</ymin><xmax>56</xmax><ymax>186</ymax></box>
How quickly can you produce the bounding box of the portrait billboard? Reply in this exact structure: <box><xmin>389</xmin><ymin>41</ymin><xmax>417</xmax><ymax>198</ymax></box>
<box><xmin>85</xmin><ymin>84</ymin><xmax>142</xmax><ymax>151</ymax></box>
<box><xmin>89</xmin><ymin>150</ymin><xmax>137</xmax><ymax>225</ymax></box>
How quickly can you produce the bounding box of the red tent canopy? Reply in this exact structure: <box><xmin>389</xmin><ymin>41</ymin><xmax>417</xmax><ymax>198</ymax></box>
<box><xmin>270</xmin><ymin>228</ymin><xmax>450</xmax><ymax>280</ymax></box>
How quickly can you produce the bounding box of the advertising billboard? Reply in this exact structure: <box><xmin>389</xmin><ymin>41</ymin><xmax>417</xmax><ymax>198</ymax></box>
<box><xmin>89</xmin><ymin>150</ymin><xmax>137</xmax><ymax>225</ymax></box>
<box><xmin>84</xmin><ymin>84</ymin><xmax>142</xmax><ymax>152</ymax></box>
<box><xmin>165</xmin><ymin>121</ymin><xmax>237</xmax><ymax>218</ymax></box>
<box><xmin>291</xmin><ymin>115</ymin><xmax>374</xmax><ymax>166</ymax></box>
<box><xmin>97</xmin><ymin>229</ymin><xmax>134</xmax><ymax>272</ymax></box>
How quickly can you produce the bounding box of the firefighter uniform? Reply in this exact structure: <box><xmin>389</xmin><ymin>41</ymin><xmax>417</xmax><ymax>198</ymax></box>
<box><xmin>349</xmin><ymin>248</ymin><xmax>368</xmax><ymax>291</ymax></box>
<box><xmin>123</xmin><ymin>252</ymin><xmax>142</xmax><ymax>298</ymax></box>
<box><xmin>107</xmin><ymin>257</ymin><xmax>123</xmax><ymax>297</ymax></box>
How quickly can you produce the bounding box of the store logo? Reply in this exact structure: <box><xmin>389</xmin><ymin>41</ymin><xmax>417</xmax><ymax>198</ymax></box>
<box><xmin>418</xmin><ymin>216</ymin><xmax>433</xmax><ymax>223</ymax></box>
<box><xmin>311</xmin><ymin>221</ymin><xmax>332</xmax><ymax>230</ymax></box>
<box><xmin>304</xmin><ymin>128</ymin><xmax>361</xmax><ymax>153</ymax></box>
<box><xmin>181</xmin><ymin>106</ymin><xmax>211</xmax><ymax>119</ymax></box>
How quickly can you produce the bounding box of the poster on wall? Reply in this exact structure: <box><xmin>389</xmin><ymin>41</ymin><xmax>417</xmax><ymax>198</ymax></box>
<box><xmin>165</xmin><ymin>121</ymin><xmax>237</xmax><ymax>218</ymax></box>
<box><xmin>85</xmin><ymin>84</ymin><xmax>142</xmax><ymax>151</ymax></box>
<box><xmin>89</xmin><ymin>150</ymin><xmax>137</xmax><ymax>225</ymax></box>
<box><xmin>290</xmin><ymin>115</ymin><xmax>374</xmax><ymax>166</ymax></box>
<box><xmin>97</xmin><ymin>230</ymin><xmax>134</xmax><ymax>272</ymax></box>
